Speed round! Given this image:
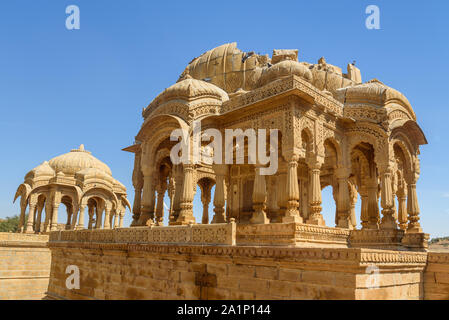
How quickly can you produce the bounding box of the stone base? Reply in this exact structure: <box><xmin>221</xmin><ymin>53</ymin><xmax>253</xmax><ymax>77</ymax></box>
<box><xmin>46</xmin><ymin>240</ymin><xmax>428</xmax><ymax>300</ymax></box>
<box><xmin>402</xmin><ymin>232</ymin><xmax>429</xmax><ymax>251</ymax></box>
<box><xmin>349</xmin><ymin>229</ymin><xmax>406</xmax><ymax>250</ymax></box>
<box><xmin>237</xmin><ymin>223</ymin><xmax>350</xmax><ymax>247</ymax></box>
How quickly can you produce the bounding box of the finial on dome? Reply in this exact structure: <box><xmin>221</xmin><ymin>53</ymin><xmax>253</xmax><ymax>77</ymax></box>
<box><xmin>79</xmin><ymin>144</ymin><xmax>85</xmax><ymax>151</ymax></box>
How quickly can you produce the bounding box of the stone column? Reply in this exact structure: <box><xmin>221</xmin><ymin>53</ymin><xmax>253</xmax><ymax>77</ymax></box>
<box><xmin>25</xmin><ymin>196</ymin><xmax>37</xmax><ymax>233</ymax></box>
<box><xmin>76</xmin><ymin>204</ymin><xmax>86</xmax><ymax>230</ymax></box>
<box><xmin>407</xmin><ymin>178</ymin><xmax>423</xmax><ymax>233</ymax></box>
<box><xmin>168</xmin><ymin>176</ymin><xmax>175</xmax><ymax>221</ymax></box>
<box><xmin>212</xmin><ymin>165</ymin><xmax>227</xmax><ymax>224</ymax></box>
<box><xmin>87</xmin><ymin>205</ymin><xmax>95</xmax><ymax>230</ymax></box>
<box><xmin>250</xmin><ymin>165</ymin><xmax>269</xmax><ymax>224</ymax></box>
<box><xmin>119</xmin><ymin>212</ymin><xmax>124</xmax><ymax>228</ymax></box>
<box><xmin>139</xmin><ymin>170</ymin><xmax>156</xmax><ymax>226</ymax></box>
<box><xmin>360</xmin><ymin>186</ymin><xmax>369</xmax><ymax>229</ymax></box>
<box><xmin>306</xmin><ymin>159</ymin><xmax>325</xmax><ymax>226</ymax></box>
<box><xmin>335</xmin><ymin>168</ymin><xmax>352</xmax><ymax>229</ymax></box>
<box><xmin>170</xmin><ymin>166</ymin><xmax>183</xmax><ymax>224</ymax></box>
<box><xmin>397</xmin><ymin>185</ymin><xmax>408</xmax><ymax>231</ymax></box>
<box><xmin>282</xmin><ymin>155</ymin><xmax>302</xmax><ymax>223</ymax></box>
<box><xmin>43</xmin><ymin>201</ymin><xmax>52</xmax><ymax>233</ymax></box>
<box><xmin>131</xmin><ymin>185</ymin><xmax>142</xmax><ymax>226</ymax></box>
<box><xmin>176</xmin><ymin>164</ymin><xmax>196</xmax><ymax>225</ymax></box>
<box><xmin>155</xmin><ymin>180</ymin><xmax>167</xmax><ymax>226</ymax></box>
<box><xmin>50</xmin><ymin>192</ymin><xmax>61</xmax><ymax>232</ymax></box>
<box><xmin>104</xmin><ymin>205</ymin><xmax>111</xmax><ymax>229</ymax></box>
<box><xmin>200</xmin><ymin>182</ymin><xmax>212</xmax><ymax>224</ymax></box>
<box><xmin>66</xmin><ymin>205</ymin><xmax>73</xmax><ymax>230</ymax></box>
<box><xmin>95</xmin><ymin>205</ymin><xmax>104</xmax><ymax>229</ymax></box>
<box><xmin>276</xmin><ymin>163</ymin><xmax>288</xmax><ymax>220</ymax></box>
<box><xmin>366</xmin><ymin>180</ymin><xmax>380</xmax><ymax>229</ymax></box>
<box><xmin>35</xmin><ymin>201</ymin><xmax>45</xmax><ymax>233</ymax></box>
<box><xmin>379</xmin><ymin>166</ymin><xmax>398</xmax><ymax>230</ymax></box>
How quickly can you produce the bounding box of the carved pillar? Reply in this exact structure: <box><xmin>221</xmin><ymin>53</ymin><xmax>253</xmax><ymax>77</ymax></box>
<box><xmin>250</xmin><ymin>165</ymin><xmax>269</xmax><ymax>224</ymax></box>
<box><xmin>283</xmin><ymin>155</ymin><xmax>302</xmax><ymax>223</ymax></box>
<box><xmin>104</xmin><ymin>204</ymin><xmax>111</xmax><ymax>229</ymax></box>
<box><xmin>176</xmin><ymin>164</ymin><xmax>196</xmax><ymax>225</ymax></box>
<box><xmin>50</xmin><ymin>192</ymin><xmax>61</xmax><ymax>231</ymax></box>
<box><xmin>212</xmin><ymin>166</ymin><xmax>227</xmax><ymax>224</ymax></box>
<box><xmin>366</xmin><ymin>180</ymin><xmax>380</xmax><ymax>229</ymax></box>
<box><xmin>66</xmin><ymin>205</ymin><xmax>73</xmax><ymax>230</ymax></box>
<box><xmin>306</xmin><ymin>159</ymin><xmax>325</xmax><ymax>226</ymax></box>
<box><xmin>35</xmin><ymin>200</ymin><xmax>45</xmax><ymax>233</ymax></box>
<box><xmin>95</xmin><ymin>205</ymin><xmax>104</xmax><ymax>229</ymax></box>
<box><xmin>276</xmin><ymin>162</ymin><xmax>288</xmax><ymax>220</ymax></box>
<box><xmin>168</xmin><ymin>176</ymin><xmax>175</xmax><ymax>221</ymax></box>
<box><xmin>397</xmin><ymin>184</ymin><xmax>408</xmax><ymax>231</ymax></box>
<box><xmin>88</xmin><ymin>205</ymin><xmax>95</xmax><ymax>229</ymax></box>
<box><xmin>43</xmin><ymin>200</ymin><xmax>52</xmax><ymax>233</ymax></box>
<box><xmin>200</xmin><ymin>181</ymin><xmax>212</xmax><ymax>224</ymax></box>
<box><xmin>132</xmin><ymin>185</ymin><xmax>142</xmax><ymax>226</ymax></box>
<box><xmin>76</xmin><ymin>203</ymin><xmax>86</xmax><ymax>230</ymax></box>
<box><xmin>379</xmin><ymin>166</ymin><xmax>398</xmax><ymax>230</ymax></box>
<box><xmin>335</xmin><ymin>168</ymin><xmax>352</xmax><ymax>229</ymax></box>
<box><xmin>170</xmin><ymin>165</ymin><xmax>183</xmax><ymax>224</ymax></box>
<box><xmin>155</xmin><ymin>180</ymin><xmax>167</xmax><ymax>226</ymax></box>
<box><xmin>119</xmin><ymin>212</ymin><xmax>124</xmax><ymax>228</ymax></box>
<box><xmin>131</xmin><ymin>152</ymin><xmax>143</xmax><ymax>226</ymax></box>
<box><xmin>25</xmin><ymin>195</ymin><xmax>37</xmax><ymax>233</ymax></box>
<box><xmin>139</xmin><ymin>170</ymin><xmax>156</xmax><ymax>226</ymax></box>
<box><xmin>407</xmin><ymin>179</ymin><xmax>422</xmax><ymax>233</ymax></box>
<box><xmin>18</xmin><ymin>198</ymin><xmax>27</xmax><ymax>233</ymax></box>
<box><xmin>360</xmin><ymin>185</ymin><xmax>369</xmax><ymax>229</ymax></box>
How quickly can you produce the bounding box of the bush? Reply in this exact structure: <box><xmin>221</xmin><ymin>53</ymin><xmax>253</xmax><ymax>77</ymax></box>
<box><xmin>0</xmin><ymin>215</ymin><xmax>22</xmax><ymax>233</ymax></box>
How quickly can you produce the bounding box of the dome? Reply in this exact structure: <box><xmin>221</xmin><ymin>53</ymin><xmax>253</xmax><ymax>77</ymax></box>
<box><xmin>336</xmin><ymin>79</ymin><xmax>416</xmax><ymax>120</ymax></box>
<box><xmin>25</xmin><ymin>161</ymin><xmax>55</xmax><ymax>179</ymax></box>
<box><xmin>258</xmin><ymin>60</ymin><xmax>313</xmax><ymax>86</ymax></box>
<box><xmin>150</xmin><ymin>76</ymin><xmax>229</xmax><ymax>108</ymax></box>
<box><xmin>180</xmin><ymin>42</ymin><xmax>270</xmax><ymax>93</ymax></box>
<box><xmin>48</xmin><ymin>144</ymin><xmax>112</xmax><ymax>176</ymax></box>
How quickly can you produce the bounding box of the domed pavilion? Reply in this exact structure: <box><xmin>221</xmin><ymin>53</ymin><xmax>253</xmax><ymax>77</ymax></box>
<box><xmin>14</xmin><ymin>145</ymin><xmax>130</xmax><ymax>233</ymax></box>
<box><xmin>124</xmin><ymin>42</ymin><xmax>428</xmax><ymax>250</ymax></box>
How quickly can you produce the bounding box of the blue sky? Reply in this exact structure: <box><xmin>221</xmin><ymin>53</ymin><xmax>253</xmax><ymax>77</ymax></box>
<box><xmin>0</xmin><ymin>0</ymin><xmax>448</xmax><ymax>237</ymax></box>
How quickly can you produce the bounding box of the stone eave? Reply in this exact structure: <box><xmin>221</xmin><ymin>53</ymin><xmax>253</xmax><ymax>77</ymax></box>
<box><xmin>122</xmin><ymin>144</ymin><xmax>141</xmax><ymax>154</ymax></box>
<box><xmin>221</xmin><ymin>75</ymin><xmax>344</xmax><ymax>118</ymax></box>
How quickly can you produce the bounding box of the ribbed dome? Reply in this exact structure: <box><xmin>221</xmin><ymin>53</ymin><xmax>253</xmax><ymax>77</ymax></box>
<box><xmin>151</xmin><ymin>76</ymin><xmax>229</xmax><ymax>107</ymax></box>
<box><xmin>48</xmin><ymin>144</ymin><xmax>112</xmax><ymax>176</ymax></box>
<box><xmin>336</xmin><ymin>79</ymin><xmax>416</xmax><ymax>120</ymax></box>
<box><xmin>259</xmin><ymin>60</ymin><xmax>313</xmax><ymax>86</ymax></box>
<box><xmin>25</xmin><ymin>161</ymin><xmax>55</xmax><ymax>179</ymax></box>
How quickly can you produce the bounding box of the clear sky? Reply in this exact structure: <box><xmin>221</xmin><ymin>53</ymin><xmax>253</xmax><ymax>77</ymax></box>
<box><xmin>1</xmin><ymin>0</ymin><xmax>448</xmax><ymax>238</ymax></box>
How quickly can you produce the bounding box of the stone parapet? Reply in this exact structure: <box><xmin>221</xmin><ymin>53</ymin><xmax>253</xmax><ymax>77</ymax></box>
<box><xmin>49</xmin><ymin>222</ymin><xmax>236</xmax><ymax>246</ymax></box>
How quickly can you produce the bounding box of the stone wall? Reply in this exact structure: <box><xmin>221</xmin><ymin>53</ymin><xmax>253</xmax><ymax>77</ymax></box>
<box><xmin>0</xmin><ymin>232</ymin><xmax>51</xmax><ymax>300</ymax></box>
<box><xmin>424</xmin><ymin>252</ymin><xmax>449</xmax><ymax>300</ymax></box>
<box><xmin>46</xmin><ymin>241</ymin><xmax>427</xmax><ymax>300</ymax></box>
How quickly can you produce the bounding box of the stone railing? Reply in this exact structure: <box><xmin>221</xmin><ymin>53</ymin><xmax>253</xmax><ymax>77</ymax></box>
<box><xmin>49</xmin><ymin>221</ymin><xmax>236</xmax><ymax>246</ymax></box>
<box><xmin>0</xmin><ymin>232</ymin><xmax>49</xmax><ymax>244</ymax></box>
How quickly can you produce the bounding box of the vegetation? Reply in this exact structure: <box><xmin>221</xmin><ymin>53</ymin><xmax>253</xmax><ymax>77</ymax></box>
<box><xmin>429</xmin><ymin>236</ymin><xmax>449</xmax><ymax>244</ymax></box>
<box><xmin>0</xmin><ymin>215</ymin><xmax>22</xmax><ymax>233</ymax></box>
